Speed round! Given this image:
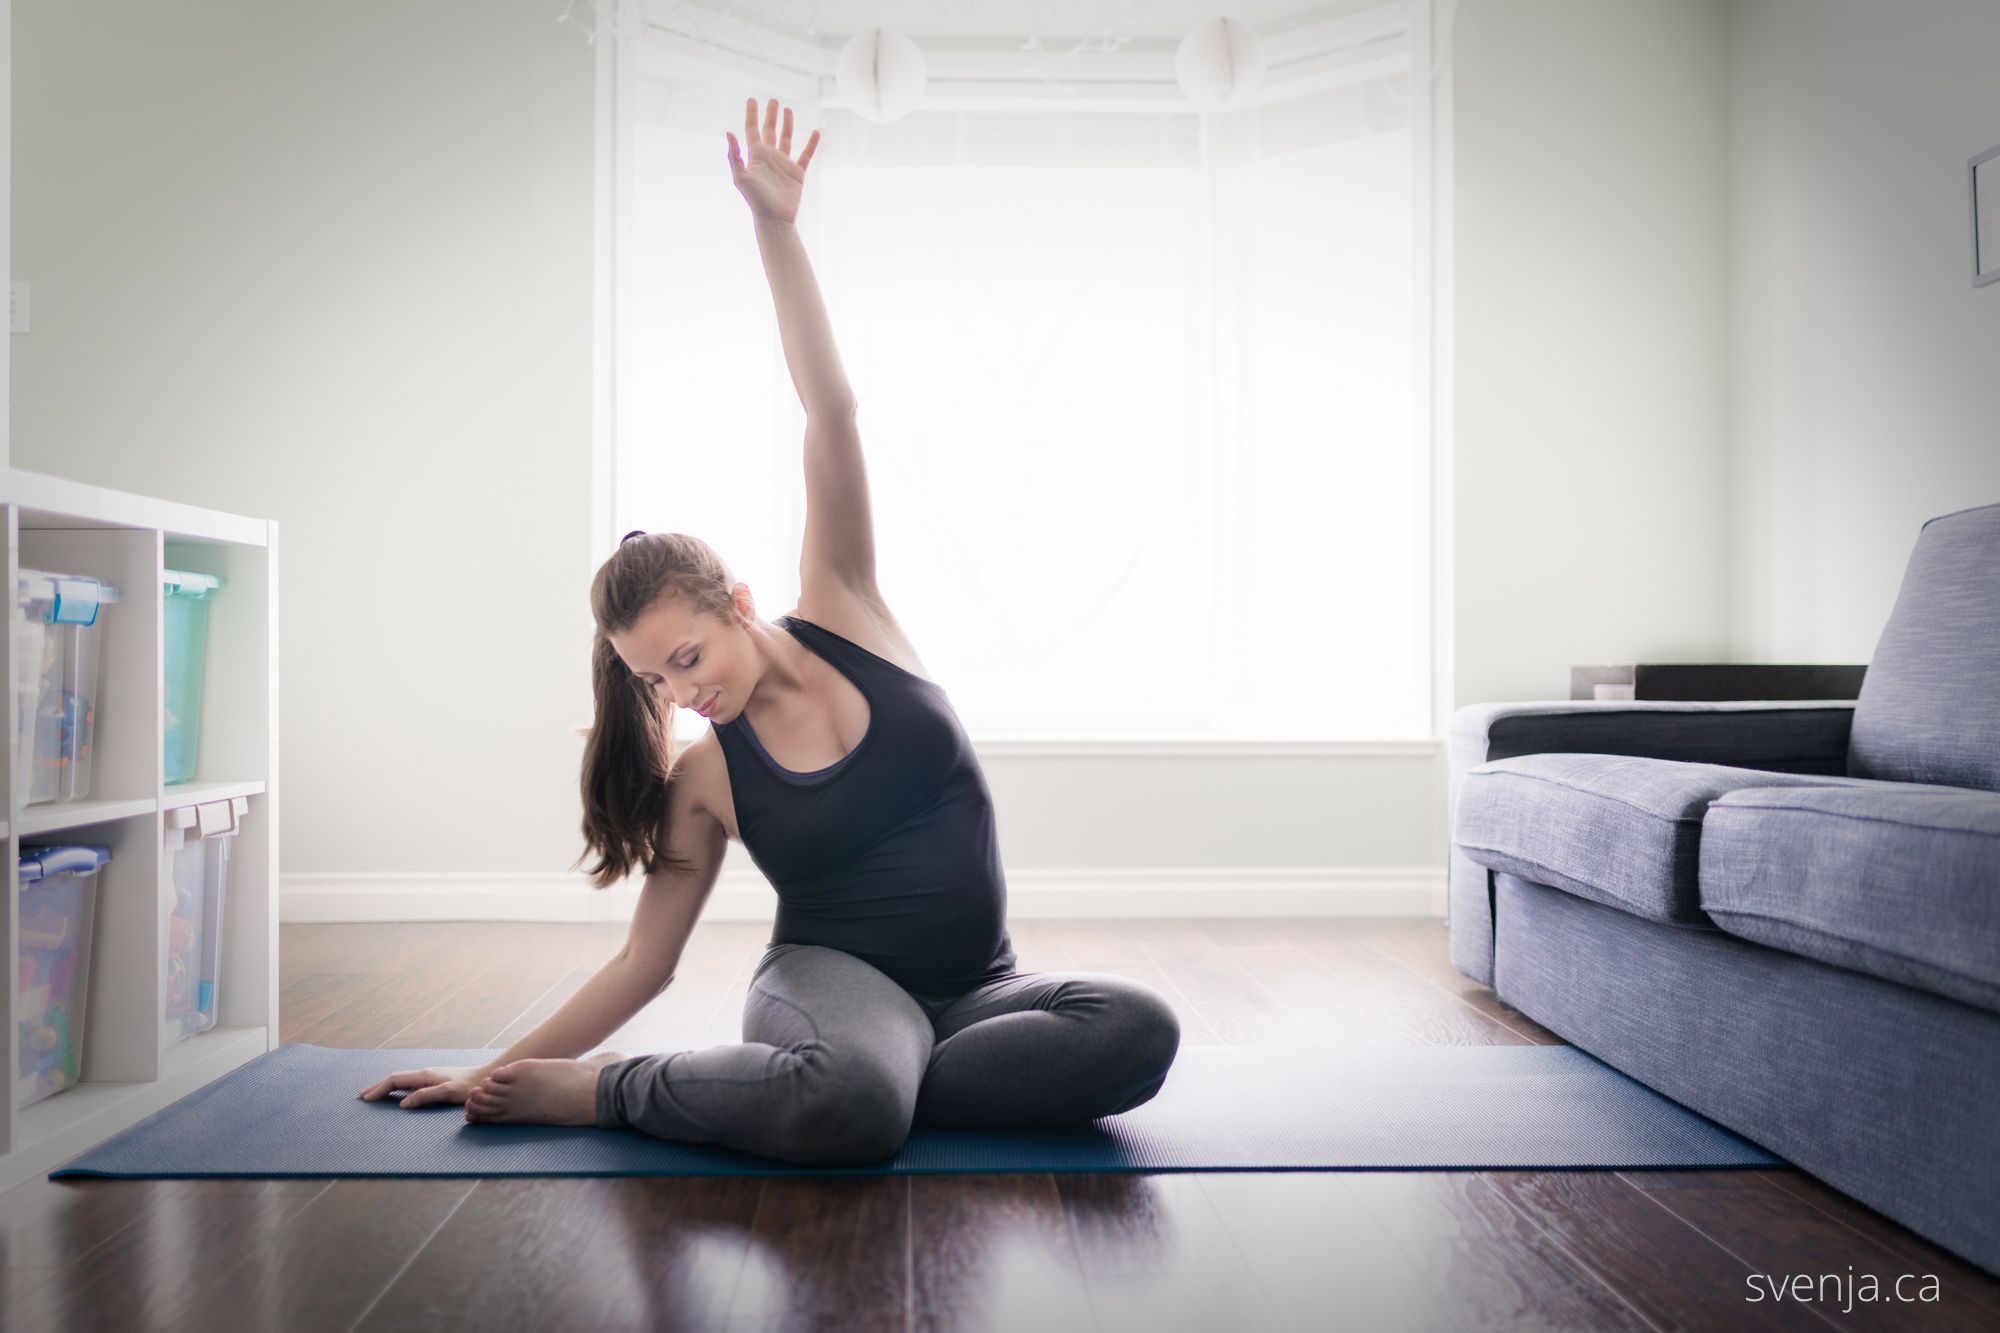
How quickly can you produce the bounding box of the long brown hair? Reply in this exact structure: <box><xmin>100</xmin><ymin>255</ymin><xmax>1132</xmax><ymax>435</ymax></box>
<box><xmin>571</xmin><ymin>531</ymin><xmax>737</xmax><ymax>890</ymax></box>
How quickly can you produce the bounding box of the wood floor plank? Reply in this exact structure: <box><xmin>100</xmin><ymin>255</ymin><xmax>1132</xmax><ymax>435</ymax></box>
<box><xmin>284</xmin><ymin>926</ymin><xmax>484</xmax><ymax>1047</ymax></box>
<box><xmin>909</xmin><ymin>1173</ymin><xmax>1094</xmax><ymax>1333</ymax></box>
<box><xmin>278</xmin><ymin>966</ymin><xmax>379</xmax><ymax>1042</ymax></box>
<box><xmin>1218</xmin><ymin>922</ymin><xmax>1529</xmax><ymax>1047</ymax></box>
<box><xmin>276</xmin><ymin>921</ymin><xmax>381</xmax><ymax>982</ymax></box>
<box><xmin>1279</xmin><ymin>919</ymin><xmax>1530</xmax><ymax>1044</ymax></box>
<box><xmin>486</xmin><ymin>966</ymin><xmax>599</xmax><ymax>1051</ymax></box>
<box><xmin>1341</xmin><ymin>1172</ymin><xmax>1657</xmax><ymax>1331</ymax></box>
<box><xmin>1197</xmin><ymin>1170</ymin><xmax>1436</xmax><ymax>1332</ymax></box>
<box><xmin>0</xmin><ymin>1263</ymin><xmax>63</xmax><ymax>1321</ymax></box>
<box><xmin>1046</xmin><ymin>919</ymin><xmax>1158</xmax><ymax>969</ymax></box>
<box><xmin>384</xmin><ymin>927</ymin><xmax>604</xmax><ymax>1049</ymax></box>
<box><xmin>1344</xmin><ymin>920</ymin><xmax>1569</xmax><ymax>1045</ymax></box>
<box><xmin>724</xmin><ymin>1178</ymin><xmax>910</xmax><ymax>1324</ymax></box>
<box><xmin>527</xmin><ymin>1177</ymin><xmax>768</xmax><ymax>1333</ymax></box>
<box><xmin>0</xmin><ymin>1179</ymin><xmax>331</xmax><ymax>1332</ymax></box>
<box><xmin>1620</xmin><ymin>1169</ymin><xmax>1996</xmax><ymax>1329</ymax></box>
<box><xmin>0</xmin><ymin>1176</ymin><xmax>185</xmax><ymax>1269</ymax></box>
<box><xmin>721</xmin><ymin>1313</ymin><xmax>902</xmax><ymax>1332</ymax></box>
<box><xmin>349</xmin><ymin>1178</ymin><xmax>627</xmax><ymax>1332</ymax></box>
<box><xmin>1131</xmin><ymin>919</ymin><xmax>1300</xmax><ymax>1048</ymax></box>
<box><xmin>1485</xmin><ymin>1170</ymin><xmax>1836</xmax><ymax>1330</ymax></box>
<box><xmin>1059</xmin><ymin>1172</ymin><xmax>1287</xmax><ymax>1333</ymax></box>
<box><xmin>179</xmin><ymin>1177</ymin><xmax>477</xmax><ymax>1332</ymax></box>
<box><xmin>1758</xmin><ymin>1169</ymin><xmax>2000</xmax><ymax>1318</ymax></box>
<box><xmin>278</xmin><ymin>924</ymin><xmax>463</xmax><ymax>1042</ymax></box>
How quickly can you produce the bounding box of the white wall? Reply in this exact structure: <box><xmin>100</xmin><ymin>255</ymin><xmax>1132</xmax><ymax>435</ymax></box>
<box><xmin>1728</xmin><ymin>0</ymin><xmax>2000</xmax><ymax>663</ymax></box>
<box><xmin>1447</xmin><ymin>0</ymin><xmax>1734</xmax><ymax>707</ymax></box>
<box><xmin>12</xmin><ymin>1</ymin><xmax>600</xmax><ymax>877</ymax></box>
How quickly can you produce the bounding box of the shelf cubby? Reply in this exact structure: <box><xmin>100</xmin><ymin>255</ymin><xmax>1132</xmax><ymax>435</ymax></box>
<box><xmin>3</xmin><ymin>468</ymin><xmax>278</xmax><ymax>1189</ymax></box>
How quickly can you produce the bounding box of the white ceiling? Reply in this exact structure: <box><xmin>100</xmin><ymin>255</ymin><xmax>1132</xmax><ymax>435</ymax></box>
<box><xmin>663</xmin><ymin>0</ymin><xmax>1382</xmax><ymax>44</ymax></box>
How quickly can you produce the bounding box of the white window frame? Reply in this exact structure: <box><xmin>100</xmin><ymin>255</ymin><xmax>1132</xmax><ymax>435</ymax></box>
<box><xmin>587</xmin><ymin>0</ymin><xmax>1447</xmax><ymax>754</ymax></box>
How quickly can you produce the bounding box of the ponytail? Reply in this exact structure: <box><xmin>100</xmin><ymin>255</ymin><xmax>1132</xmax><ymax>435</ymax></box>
<box><xmin>569</xmin><ymin>532</ymin><xmax>737</xmax><ymax>890</ymax></box>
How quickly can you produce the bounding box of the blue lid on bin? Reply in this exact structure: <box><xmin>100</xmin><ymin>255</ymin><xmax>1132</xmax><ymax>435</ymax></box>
<box><xmin>18</xmin><ymin>846</ymin><xmax>113</xmax><ymax>883</ymax></box>
<box><xmin>18</xmin><ymin>570</ymin><xmax>121</xmax><ymax>627</ymax></box>
<box><xmin>163</xmin><ymin>569</ymin><xmax>224</xmax><ymax>598</ymax></box>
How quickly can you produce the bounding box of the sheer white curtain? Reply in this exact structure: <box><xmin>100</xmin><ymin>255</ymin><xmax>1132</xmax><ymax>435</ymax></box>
<box><xmin>617</xmin><ymin>41</ymin><xmax>1426</xmax><ymax>741</ymax></box>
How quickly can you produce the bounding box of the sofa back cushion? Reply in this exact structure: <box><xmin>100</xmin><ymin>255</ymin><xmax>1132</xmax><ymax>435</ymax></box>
<box><xmin>1849</xmin><ymin>503</ymin><xmax>2000</xmax><ymax>792</ymax></box>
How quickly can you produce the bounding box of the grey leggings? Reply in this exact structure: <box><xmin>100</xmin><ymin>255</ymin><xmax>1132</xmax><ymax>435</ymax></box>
<box><xmin>594</xmin><ymin>941</ymin><xmax>1183</xmax><ymax>1165</ymax></box>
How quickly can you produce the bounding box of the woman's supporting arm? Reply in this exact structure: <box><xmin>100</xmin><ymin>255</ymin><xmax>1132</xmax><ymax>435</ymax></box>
<box><xmin>755</xmin><ymin>213</ymin><xmax>856</xmax><ymax>419</ymax></box>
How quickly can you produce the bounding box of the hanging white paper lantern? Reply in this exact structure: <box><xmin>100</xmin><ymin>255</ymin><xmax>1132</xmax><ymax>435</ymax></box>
<box><xmin>836</xmin><ymin>27</ymin><xmax>927</xmax><ymax>123</ymax></box>
<box><xmin>1175</xmin><ymin>16</ymin><xmax>1266</xmax><ymax>110</ymax></box>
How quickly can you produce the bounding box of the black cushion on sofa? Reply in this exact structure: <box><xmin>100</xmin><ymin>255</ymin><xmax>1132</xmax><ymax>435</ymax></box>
<box><xmin>1700</xmin><ymin>782</ymin><xmax>2000</xmax><ymax>1015</ymax></box>
<box><xmin>1455</xmin><ymin>754</ymin><xmax>1893</xmax><ymax>926</ymax></box>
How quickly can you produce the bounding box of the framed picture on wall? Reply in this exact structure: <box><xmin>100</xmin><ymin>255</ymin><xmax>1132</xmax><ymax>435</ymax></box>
<box><xmin>1975</xmin><ymin>142</ymin><xmax>2000</xmax><ymax>287</ymax></box>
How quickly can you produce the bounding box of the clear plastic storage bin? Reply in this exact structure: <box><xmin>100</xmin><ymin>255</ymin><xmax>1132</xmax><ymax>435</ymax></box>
<box><xmin>164</xmin><ymin>797</ymin><xmax>247</xmax><ymax>1043</ymax></box>
<box><xmin>163</xmin><ymin>569</ymin><xmax>224</xmax><ymax>785</ymax></box>
<box><xmin>18</xmin><ymin>845</ymin><xmax>110</xmax><ymax>1109</ymax></box>
<box><xmin>14</xmin><ymin>571</ymin><xmax>121</xmax><ymax>806</ymax></box>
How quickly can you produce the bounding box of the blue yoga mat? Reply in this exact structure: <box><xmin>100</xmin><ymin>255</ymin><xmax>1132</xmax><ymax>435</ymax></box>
<box><xmin>50</xmin><ymin>1042</ymin><xmax>1782</xmax><ymax>1179</ymax></box>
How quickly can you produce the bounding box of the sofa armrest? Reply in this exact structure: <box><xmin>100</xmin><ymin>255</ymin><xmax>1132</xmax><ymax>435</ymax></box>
<box><xmin>1444</xmin><ymin>699</ymin><xmax>1856</xmax><ymax>987</ymax></box>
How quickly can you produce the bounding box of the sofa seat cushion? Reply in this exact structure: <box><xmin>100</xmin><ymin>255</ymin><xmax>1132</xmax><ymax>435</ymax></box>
<box><xmin>1700</xmin><ymin>783</ymin><xmax>2000</xmax><ymax>1014</ymax></box>
<box><xmin>1454</xmin><ymin>755</ymin><xmax>1887</xmax><ymax>925</ymax></box>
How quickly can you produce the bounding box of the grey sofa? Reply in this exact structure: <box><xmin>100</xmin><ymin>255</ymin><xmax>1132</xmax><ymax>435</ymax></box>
<box><xmin>1447</xmin><ymin>501</ymin><xmax>2000</xmax><ymax>1275</ymax></box>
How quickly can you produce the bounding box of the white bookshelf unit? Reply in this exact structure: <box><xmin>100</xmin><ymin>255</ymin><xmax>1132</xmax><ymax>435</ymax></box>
<box><xmin>3</xmin><ymin>467</ymin><xmax>278</xmax><ymax>1191</ymax></box>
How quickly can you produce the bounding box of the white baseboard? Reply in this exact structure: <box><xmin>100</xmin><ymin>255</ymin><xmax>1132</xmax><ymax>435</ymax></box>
<box><xmin>281</xmin><ymin>865</ymin><xmax>1449</xmax><ymax>923</ymax></box>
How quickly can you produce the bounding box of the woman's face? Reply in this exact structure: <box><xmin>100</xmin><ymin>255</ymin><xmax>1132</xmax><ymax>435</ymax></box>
<box><xmin>610</xmin><ymin>587</ymin><xmax>754</xmax><ymax>722</ymax></box>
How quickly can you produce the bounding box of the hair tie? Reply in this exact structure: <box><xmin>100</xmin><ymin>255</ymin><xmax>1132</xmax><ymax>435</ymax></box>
<box><xmin>621</xmin><ymin>529</ymin><xmax>647</xmax><ymax>544</ymax></box>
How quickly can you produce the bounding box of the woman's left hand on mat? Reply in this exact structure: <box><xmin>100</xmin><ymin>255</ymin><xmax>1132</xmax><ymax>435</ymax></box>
<box><xmin>357</xmin><ymin>1063</ymin><xmax>489</xmax><ymax>1109</ymax></box>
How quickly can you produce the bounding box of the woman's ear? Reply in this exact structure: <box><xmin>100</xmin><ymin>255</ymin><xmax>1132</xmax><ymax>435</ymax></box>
<box><xmin>731</xmin><ymin>581</ymin><xmax>756</xmax><ymax>623</ymax></box>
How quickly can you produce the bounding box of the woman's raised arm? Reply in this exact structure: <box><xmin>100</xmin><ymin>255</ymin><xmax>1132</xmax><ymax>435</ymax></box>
<box><xmin>729</xmin><ymin>97</ymin><xmax>877</xmax><ymax>595</ymax></box>
<box><xmin>728</xmin><ymin>97</ymin><xmax>854</xmax><ymax>419</ymax></box>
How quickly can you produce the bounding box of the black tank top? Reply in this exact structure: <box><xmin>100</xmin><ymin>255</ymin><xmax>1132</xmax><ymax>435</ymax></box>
<box><xmin>712</xmin><ymin>613</ymin><xmax>1018</xmax><ymax>996</ymax></box>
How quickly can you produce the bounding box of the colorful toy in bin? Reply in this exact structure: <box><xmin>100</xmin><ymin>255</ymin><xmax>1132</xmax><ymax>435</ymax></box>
<box><xmin>15</xmin><ymin>571</ymin><xmax>120</xmax><ymax>806</ymax></box>
<box><xmin>164</xmin><ymin>797</ymin><xmax>247</xmax><ymax>1042</ymax></box>
<box><xmin>17</xmin><ymin>844</ymin><xmax>109</xmax><ymax>1109</ymax></box>
<box><xmin>163</xmin><ymin>568</ymin><xmax>224</xmax><ymax>785</ymax></box>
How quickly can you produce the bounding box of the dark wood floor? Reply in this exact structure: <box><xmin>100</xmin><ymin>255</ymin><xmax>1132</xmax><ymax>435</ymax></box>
<box><xmin>2</xmin><ymin>917</ymin><xmax>1997</xmax><ymax>1332</ymax></box>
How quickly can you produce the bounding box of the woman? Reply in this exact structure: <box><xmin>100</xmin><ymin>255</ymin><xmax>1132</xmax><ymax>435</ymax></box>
<box><xmin>362</xmin><ymin>97</ymin><xmax>1181</xmax><ymax>1164</ymax></box>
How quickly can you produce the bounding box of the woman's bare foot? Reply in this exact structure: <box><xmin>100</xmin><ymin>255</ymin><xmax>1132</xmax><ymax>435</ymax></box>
<box><xmin>465</xmin><ymin>1050</ymin><xmax>628</xmax><ymax>1126</ymax></box>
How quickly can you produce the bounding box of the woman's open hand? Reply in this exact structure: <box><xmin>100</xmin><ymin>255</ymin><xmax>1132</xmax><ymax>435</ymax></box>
<box><xmin>357</xmin><ymin>1063</ymin><xmax>488</xmax><ymax>1110</ymax></box>
<box><xmin>727</xmin><ymin>96</ymin><xmax>820</xmax><ymax>225</ymax></box>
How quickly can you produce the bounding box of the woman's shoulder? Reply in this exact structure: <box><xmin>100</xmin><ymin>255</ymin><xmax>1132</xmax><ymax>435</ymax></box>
<box><xmin>789</xmin><ymin>579</ymin><xmax>933</xmax><ymax>681</ymax></box>
<box><xmin>672</xmin><ymin>729</ymin><xmax>728</xmax><ymax>827</ymax></box>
